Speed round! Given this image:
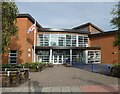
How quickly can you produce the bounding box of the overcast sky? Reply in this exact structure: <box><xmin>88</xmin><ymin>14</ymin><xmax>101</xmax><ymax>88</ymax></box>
<box><xmin>16</xmin><ymin>2</ymin><xmax>117</xmax><ymax>31</ymax></box>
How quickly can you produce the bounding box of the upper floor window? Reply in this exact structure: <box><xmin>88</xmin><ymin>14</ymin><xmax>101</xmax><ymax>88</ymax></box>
<box><xmin>38</xmin><ymin>34</ymin><xmax>88</xmax><ymax>47</ymax></box>
<box><xmin>38</xmin><ymin>34</ymin><xmax>49</xmax><ymax>46</ymax></box>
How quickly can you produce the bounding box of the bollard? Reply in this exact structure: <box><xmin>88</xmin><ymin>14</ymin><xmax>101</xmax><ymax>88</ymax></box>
<box><xmin>7</xmin><ymin>71</ymin><xmax>11</xmax><ymax>87</ymax></box>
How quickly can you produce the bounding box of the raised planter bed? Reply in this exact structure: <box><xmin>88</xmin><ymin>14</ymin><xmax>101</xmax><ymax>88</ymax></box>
<box><xmin>1</xmin><ymin>68</ymin><xmax>29</xmax><ymax>87</ymax></box>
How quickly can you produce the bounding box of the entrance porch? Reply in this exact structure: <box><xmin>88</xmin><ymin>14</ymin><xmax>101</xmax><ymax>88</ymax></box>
<box><xmin>36</xmin><ymin>49</ymin><xmax>86</xmax><ymax>65</ymax></box>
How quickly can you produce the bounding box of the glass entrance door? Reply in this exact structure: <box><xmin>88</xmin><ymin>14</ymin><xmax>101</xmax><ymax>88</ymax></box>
<box><xmin>53</xmin><ymin>55</ymin><xmax>63</xmax><ymax>64</ymax></box>
<box><xmin>52</xmin><ymin>50</ymin><xmax>63</xmax><ymax>64</ymax></box>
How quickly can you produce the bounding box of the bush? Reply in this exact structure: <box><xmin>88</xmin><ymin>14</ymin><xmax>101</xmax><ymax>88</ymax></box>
<box><xmin>2</xmin><ymin>64</ymin><xmax>13</xmax><ymax>68</ymax></box>
<box><xmin>22</xmin><ymin>62</ymin><xmax>47</xmax><ymax>72</ymax></box>
<box><xmin>1</xmin><ymin>62</ymin><xmax>48</xmax><ymax>72</ymax></box>
<box><xmin>111</xmin><ymin>64</ymin><xmax>120</xmax><ymax>78</ymax></box>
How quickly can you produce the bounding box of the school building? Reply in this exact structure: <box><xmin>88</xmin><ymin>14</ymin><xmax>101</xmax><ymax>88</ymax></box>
<box><xmin>2</xmin><ymin>14</ymin><xmax>119</xmax><ymax>64</ymax></box>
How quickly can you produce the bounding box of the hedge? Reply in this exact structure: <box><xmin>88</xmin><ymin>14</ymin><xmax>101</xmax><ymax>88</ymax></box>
<box><xmin>111</xmin><ymin>64</ymin><xmax>120</xmax><ymax>78</ymax></box>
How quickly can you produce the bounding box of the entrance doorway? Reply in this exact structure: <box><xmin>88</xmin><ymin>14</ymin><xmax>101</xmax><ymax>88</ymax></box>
<box><xmin>52</xmin><ymin>50</ymin><xmax>64</xmax><ymax>64</ymax></box>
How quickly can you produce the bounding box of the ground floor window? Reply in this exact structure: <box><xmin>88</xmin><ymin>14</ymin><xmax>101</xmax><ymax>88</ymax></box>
<box><xmin>88</xmin><ymin>50</ymin><xmax>101</xmax><ymax>64</ymax></box>
<box><xmin>37</xmin><ymin>50</ymin><xmax>49</xmax><ymax>63</ymax></box>
<box><xmin>9</xmin><ymin>50</ymin><xmax>17</xmax><ymax>64</ymax></box>
<box><xmin>72</xmin><ymin>50</ymin><xmax>85</xmax><ymax>63</ymax></box>
<box><xmin>36</xmin><ymin>49</ymin><xmax>101</xmax><ymax>64</ymax></box>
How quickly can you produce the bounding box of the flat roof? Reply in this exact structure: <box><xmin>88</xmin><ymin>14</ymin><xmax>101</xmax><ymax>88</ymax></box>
<box><xmin>17</xmin><ymin>14</ymin><xmax>42</xmax><ymax>28</ymax></box>
<box><xmin>39</xmin><ymin>28</ymin><xmax>90</xmax><ymax>34</ymax></box>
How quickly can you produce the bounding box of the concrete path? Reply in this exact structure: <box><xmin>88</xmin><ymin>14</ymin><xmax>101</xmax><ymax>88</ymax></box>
<box><xmin>2</xmin><ymin>65</ymin><xmax>120</xmax><ymax>93</ymax></box>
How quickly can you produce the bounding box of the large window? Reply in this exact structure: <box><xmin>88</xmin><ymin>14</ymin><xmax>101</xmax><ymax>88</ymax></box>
<box><xmin>88</xmin><ymin>50</ymin><xmax>101</xmax><ymax>64</ymax></box>
<box><xmin>66</xmin><ymin>35</ymin><xmax>71</xmax><ymax>46</ymax></box>
<box><xmin>72</xmin><ymin>50</ymin><xmax>85</xmax><ymax>62</ymax></box>
<box><xmin>38</xmin><ymin>34</ymin><xmax>49</xmax><ymax>46</ymax></box>
<box><xmin>72</xmin><ymin>35</ymin><xmax>76</xmax><ymax>46</ymax></box>
<box><xmin>37</xmin><ymin>50</ymin><xmax>49</xmax><ymax>63</ymax></box>
<box><xmin>50</xmin><ymin>34</ymin><xmax>59</xmax><ymax>46</ymax></box>
<box><xmin>9</xmin><ymin>50</ymin><xmax>17</xmax><ymax>64</ymax></box>
<box><xmin>38</xmin><ymin>34</ymin><xmax>88</xmax><ymax>47</ymax></box>
<box><xmin>78</xmin><ymin>36</ymin><xmax>88</xmax><ymax>47</ymax></box>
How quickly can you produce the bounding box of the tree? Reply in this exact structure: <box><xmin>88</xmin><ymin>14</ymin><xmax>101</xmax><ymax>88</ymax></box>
<box><xmin>111</xmin><ymin>1</ymin><xmax>120</xmax><ymax>63</ymax></box>
<box><xmin>1</xmin><ymin>2</ymin><xmax>19</xmax><ymax>53</ymax></box>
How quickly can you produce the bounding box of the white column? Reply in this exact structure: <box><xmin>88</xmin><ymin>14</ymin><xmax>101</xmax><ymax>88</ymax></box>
<box><xmin>76</xmin><ymin>35</ymin><xmax>78</xmax><ymax>47</ymax></box>
<box><xmin>57</xmin><ymin>55</ymin><xmax>59</xmax><ymax>63</ymax></box>
<box><xmin>49</xmin><ymin>49</ymin><xmax>52</xmax><ymax>63</ymax></box>
<box><xmin>62</xmin><ymin>55</ymin><xmax>63</xmax><ymax>64</ymax></box>
<box><xmin>70</xmin><ymin>49</ymin><xmax>72</xmax><ymax>65</ymax></box>
<box><xmin>53</xmin><ymin>56</ymin><xmax>54</xmax><ymax>64</ymax></box>
<box><xmin>85</xmin><ymin>50</ymin><xmax>88</xmax><ymax>64</ymax></box>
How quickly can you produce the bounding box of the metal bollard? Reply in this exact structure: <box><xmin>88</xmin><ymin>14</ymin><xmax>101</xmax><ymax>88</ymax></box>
<box><xmin>7</xmin><ymin>71</ymin><xmax>11</xmax><ymax>87</ymax></box>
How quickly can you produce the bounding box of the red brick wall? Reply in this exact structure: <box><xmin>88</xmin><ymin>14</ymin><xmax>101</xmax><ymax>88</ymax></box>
<box><xmin>90</xmin><ymin>34</ymin><xmax>118</xmax><ymax>64</ymax></box>
<box><xmin>2</xmin><ymin>18</ymin><xmax>35</xmax><ymax>64</ymax></box>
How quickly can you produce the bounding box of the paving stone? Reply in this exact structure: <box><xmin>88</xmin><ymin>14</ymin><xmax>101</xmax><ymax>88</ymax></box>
<box><xmin>61</xmin><ymin>86</ymin><xmax>71</xmax><ymax>92</ymax></box>
<box><xmin>10</xmin><ymin>87</ymin><xmax>23</xmax><ymax>92</ymax></box>
<box><xmin>2</xmin><ymin>65</ymin><xmax>119</xmax><ymax>93</ymax></box>
<box><xmin>41</xmin><ymin>87</ymin><xmax>51</xmax><ymax>92</ymax></box>
<box><xmin>70</xmin><ymin>86</ymin><xmax>80</xmax><ymax>92</ymax></box>
<box><xmin>51</xmin><ymin>86</ymin><xmax>61</xmax><ymax>92</ymax></box>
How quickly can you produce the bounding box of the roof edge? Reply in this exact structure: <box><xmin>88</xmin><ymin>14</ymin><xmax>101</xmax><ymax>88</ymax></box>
<box><xmin>72</xmin><ymin>22</ymin><xmax>104</xmax><ymax>33</ymax></box>
<box><xmin>89</xmin><ymin>30</ymin><xmax>118</xmax><ymax>37</ymax></box>
<box><xmin>17</xmin><ymin>14</ymin><xmax>42</xmax><ymax>28</ymax></box>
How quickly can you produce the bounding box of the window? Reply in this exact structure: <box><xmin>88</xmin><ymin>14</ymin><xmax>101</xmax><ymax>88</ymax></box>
<box><xmin>38</xmin><ymin>34</ymin><xmax>88</xmax><ymax>47</ymax></box>
<box><xmin>78</xmin><ymin>36</ymin><xmax>88</xmax><ymax>47</ymax></box>
<box><xmin>38</xmin><ymin>34</ymin><xmax>49</xmax><ymax>46</ymax></box>
<box><xmin>72</xmin><ymin>35</ymin><xmax>76</xmax><ymax>46</ymax></box>
<box><xmin>88</xmin><ymin>50</ymin><xmax>100</xmax><ymax>64</ymax></box>
<box><xmin>66</xmin><ymin>35</ymin><xmax>71</xmax><ymax>46</ymax></box>
<box><xmin>78</xmin><ymin>36</ymin><xmax>84</xmax><ymax>47</ymax></box>
<box><xmin>59</xmin><ymin>37</ymin><xmax>64</xmax><ymax>46</ymax></box>
<box><xmin>37</xmin><ymin>50</ymin><xmax>49</xmax><ymax>63</ymax></box>
<box><xmin>9</xmin><ymin>50</ymin><xmax>17</xmax><ymax>64</ymax></box>
<box><xmin>50</xmin><ymin>34</ymin><xmax>59</xmax><ymax>46</ymax></box>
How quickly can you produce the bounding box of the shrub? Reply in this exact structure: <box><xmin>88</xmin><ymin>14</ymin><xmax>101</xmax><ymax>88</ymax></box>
<box><xmin>111</xmin><ymin>64</ymin><xmax>120</xmax><ymax>78</ymax></box>
<box><xmin>14</xmin><ymin>64</ymin><xmax>23</xmax><ymax>68</ymax></box>
<box><xmin>21</xmin><ymin>62</ymin><xmax>47</xmax><ymax>72</ymax></box>
<box><xmin>2</xmin><ymin>64</ymin><xmax>13</xmax><ymax>68</ymax></box>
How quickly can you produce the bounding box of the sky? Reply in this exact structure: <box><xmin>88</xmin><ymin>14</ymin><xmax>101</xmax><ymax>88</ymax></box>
<box><xmin>16</xmin><ymin>2</ymin><xmax>117</xmax><ymax>31</ymax></box>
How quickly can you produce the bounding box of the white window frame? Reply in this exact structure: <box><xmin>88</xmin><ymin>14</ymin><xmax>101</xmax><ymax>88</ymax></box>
<box><xmin>87</xmin><ymin>50</ymin><xmax>101</xmax><ymax>64</ymax></box>
<box><xmin>8</xmin><ymin>50</ymin><xmax>17</xmax><ymax>64</ymax></box>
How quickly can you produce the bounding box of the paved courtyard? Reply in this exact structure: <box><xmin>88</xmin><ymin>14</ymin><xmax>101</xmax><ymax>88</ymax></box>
<box><xmin>1</xmin><ymin>65</ymin><xmax>120</xmax><ymax>93</ymax></box>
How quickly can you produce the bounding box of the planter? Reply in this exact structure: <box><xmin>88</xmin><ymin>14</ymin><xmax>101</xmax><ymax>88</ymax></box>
<box><xmin>111</xmin><ymin>67</ymin><xmax>120</xmax><ymax>78</ymax></box>
<box><xmin>2</xmin><ymin>68</ymin><xmax>29</xmax><ymax>87</ymax></box>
